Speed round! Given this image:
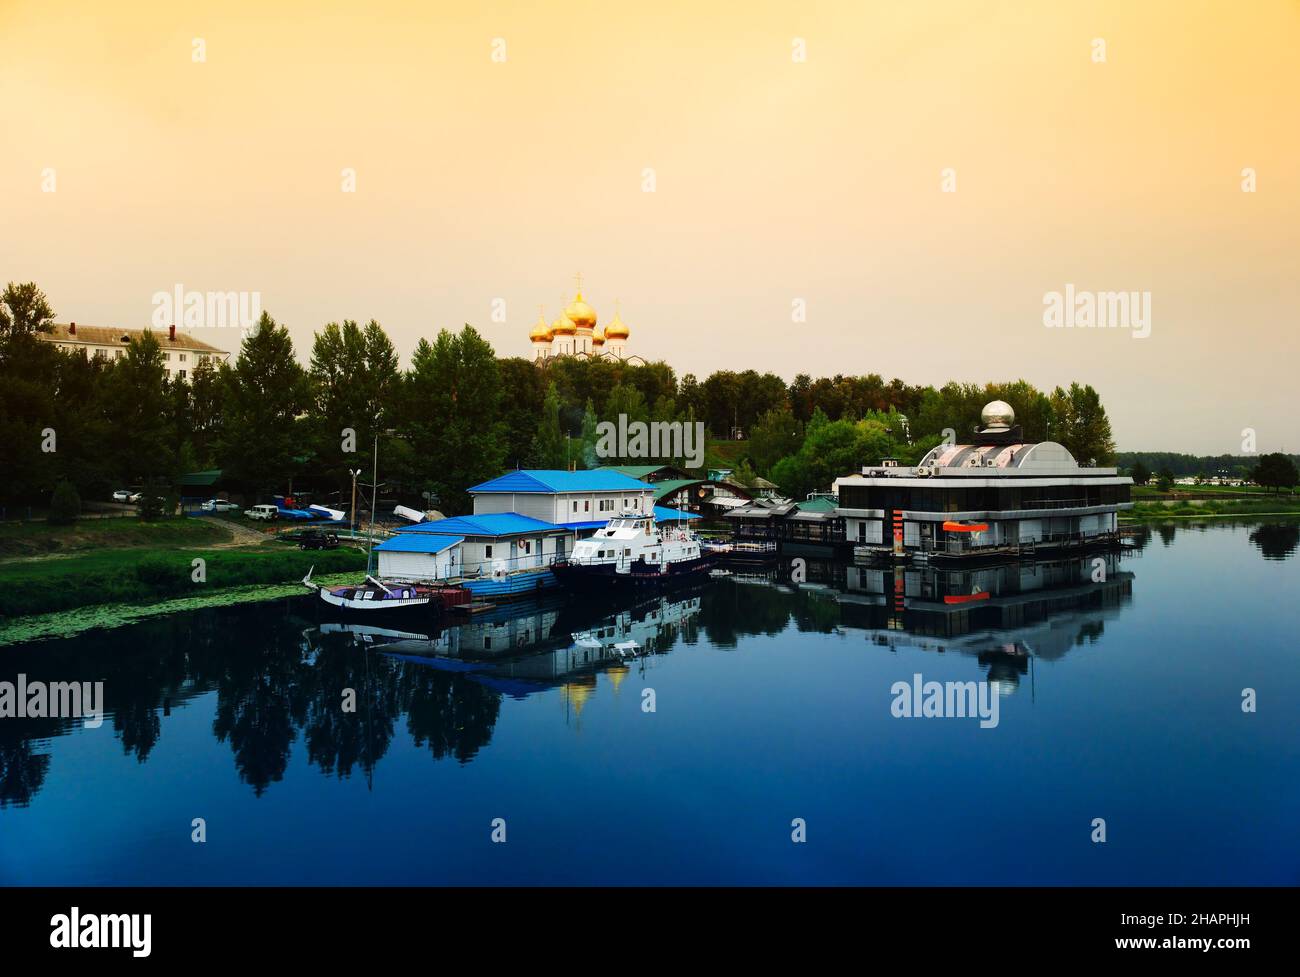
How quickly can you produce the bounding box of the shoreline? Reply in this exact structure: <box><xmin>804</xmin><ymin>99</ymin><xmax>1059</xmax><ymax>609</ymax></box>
<box><xmin>0</xmin><ymin>571</ymin><xmax>357</xmax><ymax>646</ymax></box>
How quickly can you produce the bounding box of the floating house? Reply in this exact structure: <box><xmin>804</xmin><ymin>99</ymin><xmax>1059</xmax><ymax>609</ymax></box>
<box><xmin>378</xmin><ymin>513</ymin><xmax>569</xmax><ymax>597</ymax></box>
<box><xmin>468</xmin><ymin>469</ymin><xmax>653</xmax><ymax>534</ymax></box>
<box><xmin>833</xmin><ymin>401</ymin><xmax>1132</xmax><ymax>562</ymax></box>
<box><xmin>375</xmin><ymin>470</ymin><xmax>698</xmax><ymax>597</ymax></box>
<box><xmin>725</xmin><ymin>495</ymin><xmax>844</xmax><ymax>555</ymax></box>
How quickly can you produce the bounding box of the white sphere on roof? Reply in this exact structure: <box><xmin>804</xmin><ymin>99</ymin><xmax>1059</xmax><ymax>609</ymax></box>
<box><xmin>981</xmin><ymin>400</ymin><xmax>1015</xmax><ymax>430</ymax></box>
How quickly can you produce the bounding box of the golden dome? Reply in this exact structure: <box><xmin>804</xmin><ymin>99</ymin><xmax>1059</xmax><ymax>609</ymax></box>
<box><xmin>564</xmin><ymin>291</ymin><xmax>597</xmax><ymax>331</ymax></box>
<box><xmin>604</xmin><ymin>309</ymin><xmax>629</xmax><ymax>340</ymax></box>
<box><xmin>551</xmin><ymin>312</ymin><xmax>576</xmax><ymax>336</ymax></box>
<box><xmin>529</xmin><ymin>311</ymin><xmax>552</xmax><ymax>343</ymax></box>
<box><xmin>591</xmin><ymin>330</ymin><xmax>605</xmax><ymax>346</ymax></box>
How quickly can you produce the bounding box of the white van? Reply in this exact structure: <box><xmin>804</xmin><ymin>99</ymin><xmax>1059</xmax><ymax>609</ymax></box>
<box><xmin>245</xmin><ymin>504</ymin><xmax>279</xmax><ymax>521</ymax></box>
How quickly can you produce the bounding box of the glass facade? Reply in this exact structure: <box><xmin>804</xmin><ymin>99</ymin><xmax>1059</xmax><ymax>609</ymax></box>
<box><xmin>839</xmin><ymin>482</ymin><xmax>1129</xmax><ymax>512</ymax></box>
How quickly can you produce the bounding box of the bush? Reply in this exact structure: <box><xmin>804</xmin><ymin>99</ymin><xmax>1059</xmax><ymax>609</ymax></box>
<box><xmin>48</xmin><ymin>482</ymin><xmax>81</xmax><ymax>524</ymax></box>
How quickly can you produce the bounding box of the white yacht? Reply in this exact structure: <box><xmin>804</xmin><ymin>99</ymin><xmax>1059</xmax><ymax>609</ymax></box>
<box><xmin>552</xmin><ymin>510</ymin><xmax>714</xmax><ymax>591</ymax></box>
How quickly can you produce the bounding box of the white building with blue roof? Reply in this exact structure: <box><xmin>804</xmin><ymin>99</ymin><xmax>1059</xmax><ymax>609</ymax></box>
<box><xmin>373</xmin><ymin>471</ymin><xmax>700</xmax><ymax>598</ymax></box>
<box><xmin>378</xmin><ymin>512</ymin><xmax>570</xmax><ymax>597</ymax></box>
<box><xmin>468</xmin><ymin>469</ymin><xmax>653</xmax><ymax>531</ymax></box>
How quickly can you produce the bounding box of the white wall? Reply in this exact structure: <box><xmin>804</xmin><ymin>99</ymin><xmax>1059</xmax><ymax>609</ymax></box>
<box><xmin>378</xmin><ymin>545</ymin><xmax>459</xmax><ymax>582</ymax></box>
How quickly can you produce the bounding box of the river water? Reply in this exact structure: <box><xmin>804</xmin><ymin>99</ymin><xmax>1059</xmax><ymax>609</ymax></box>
<box><xmin>1</xmin><ymin>520</ymin><xmax>1296</xmax><ymax>884</ymax></box>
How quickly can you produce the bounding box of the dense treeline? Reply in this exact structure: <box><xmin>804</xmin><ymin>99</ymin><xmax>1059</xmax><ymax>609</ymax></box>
<box><xmin>1116</xmin><ymin>452</ymin><xmax>1300</xmax><ymax>480</ymax></box>
<box><xmin>0</xmin><ymin>281</ymin><xmax>1120</xmax><ymax>514</ymax></box>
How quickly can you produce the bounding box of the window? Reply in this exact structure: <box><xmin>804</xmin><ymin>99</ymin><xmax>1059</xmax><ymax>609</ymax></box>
<box><xmin>179</xmin><ymin>353</ymin><xmax>187</xmax><ymax>362</ymax></box>
<box><xmin>521</xmin><ymin>540</ymin><xmax>531</xmax><ymax>554</ymax></box>
<box><xmin>163</xmin><ymin>353</ymin><xmax>171</xmax><ymax>361</ymax></box>
<box><xmin>584</xmin><ymin>500</ymin><xmax>590</xmax><ymax>512</ymax></box>
<box><xmin>178</xmin><ymin>370</ymin><xmax>186</xmax><ymax>380</ymax></box>
<box><xmin>572</xmin><ymin>501</ymin><xmax>579</xmax><ymax>513</ymax></box>
<box><xmin>485</xmin><ymin>545</ymin><xmax>493</xmax><ymax>558</ymax></box>
<box><xmin>114</xmin><ymin>350</ymin><xmax>124</xmax><ymax>359</ymax></box>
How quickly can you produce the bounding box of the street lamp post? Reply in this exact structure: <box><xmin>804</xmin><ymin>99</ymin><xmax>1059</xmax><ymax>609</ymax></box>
<box><xmin>349</xmin><ymin>468</ymin><xmax>362</xmax><ymax>535</ymax></box>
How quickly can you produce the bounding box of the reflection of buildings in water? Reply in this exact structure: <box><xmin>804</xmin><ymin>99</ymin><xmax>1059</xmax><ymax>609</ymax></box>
<box><xmin>723</xmin><ymin>555</ymin><xmax>1135</xmax><ymax>695</ymax></box>
<box><xmin>836</xmin><ymin>554</ymin><xmax>1135</xmax><ymax>692</ymax></box>
<box><xmin>331</xmin><ymin>591</ymin><xmax>704</xmax><ymax>707</ymax></box>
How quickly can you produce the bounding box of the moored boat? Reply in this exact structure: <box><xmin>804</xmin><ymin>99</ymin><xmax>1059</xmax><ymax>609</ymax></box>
<box><xmin>302</xmin><ymin>568</ymin><xmax>469</xmax><ymax>617</ymax></box>
<box><xmin>552</xmin><ymin>510</ymin><xmax>714</xmax><ymax>592</ymax></box>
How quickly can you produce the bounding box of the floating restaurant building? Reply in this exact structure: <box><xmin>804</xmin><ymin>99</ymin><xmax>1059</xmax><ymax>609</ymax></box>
<box><xmin>833</xmin><ymin>401</ymin><xmax>1132</xmax><ymax>561</ymax></box>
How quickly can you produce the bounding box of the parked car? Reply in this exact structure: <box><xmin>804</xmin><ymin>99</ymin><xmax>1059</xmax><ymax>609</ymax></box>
<box><xmin>296</xmin><ymin>529</ymin><xmax>340</xmax><ymax>551</ymax></box>
<box><xmin>127</xmin><ymin>492</ymin><xmax>144</xmax><ymax>504</ymax></box>
<box><xmin>245</xmin><ymin>504</ymin><xmax>279</xmax><ymax>521</ymax></box>
<box><xmin>112</xmin><ymin>489</ymin><xmax>133</xmax><ymax>502</ymax></box>
<box><xmin>201</xmin><ymin>499</ymin><xmax>240</xmax><ymax>512</ymax></box>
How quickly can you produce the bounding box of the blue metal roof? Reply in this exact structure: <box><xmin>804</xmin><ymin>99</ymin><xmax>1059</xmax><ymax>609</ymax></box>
<box><xmin>655</xmin><ymin>505</ymin><xmax>701</xmax><ymax>521</ymax></box>
<box><xmin>397</xmin><ymin>512</ymin><xmax>565</xmax><ymax>538</ymax></box>
<box><xmin>468</xmin><ymin>469</ymin><xmax>651</xmax><ymax>494</ymax></box>
<box><xmin>374</xmin><ymin>534</ymin><xmax>464</xmax><ymax>553</ymax></box>
<box><xmin>559</xmin><ymin>520</ymin><xmax>608</xmax><ymax>531</ymax></box>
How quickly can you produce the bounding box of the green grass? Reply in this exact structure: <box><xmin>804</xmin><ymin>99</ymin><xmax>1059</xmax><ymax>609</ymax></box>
<box><xmin>0</xmin><ymin>544</ymin><xmax>366</xmax><ymax>617</ymax></box>
<box><xmin>1124</xmin><ymin>497</ymin><xmax>1300</xmax><ymax>522</ymax></box>
<box><xmin>0</xmin><ymin>517</ymin><xmax>232</xmax><ymax>560</ymax></box>
<box><xmin>1131</xmin><ymin>483</ymin><xmax>1286</xmax><ymax>499</ymax></box>
<box><xmin>0</xmin><ymin>570</ymin><xmax>363</xmax><ymax>646</ymax></box>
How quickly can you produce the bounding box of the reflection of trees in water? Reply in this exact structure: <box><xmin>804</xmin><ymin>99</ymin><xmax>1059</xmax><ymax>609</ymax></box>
<box><xmin>299</xmin><ymin>633</ymin><xmax>402</xmax><ymax>781</ymax></box>
<box><xmin>697</xmin><ymin>579</ymin><xmax>801</xmax><ymax>646</ymax></box>
<box><xmin>210</xmin><ymin>616</ymin><xmax>310</xmax><ymax>796</ymax></box>
<box><xmin>1249</xmin><ymin>522</ymin><xmax>1300</xmax><ymax>561</ymax></box>
<box><xmin>403</xmin><ymin>669</ymin><xmax>501</xmax><ymax>764</ymax></box>
<box><xmin>1157</xmin><ymin>523</ymin><xmax>1177</xmax><ymax>546</ymax></box>
<box><xmin>0</xmin><ymin>739</ymin><xmax>51</xmax><ymax>808</ymax></box>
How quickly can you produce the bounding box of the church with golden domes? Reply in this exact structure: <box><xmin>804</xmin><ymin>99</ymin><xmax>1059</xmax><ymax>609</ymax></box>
<box><xmin>529</xmin><ymin>277</ymin><xmax>642</xmax><ymax>365</ymax></box>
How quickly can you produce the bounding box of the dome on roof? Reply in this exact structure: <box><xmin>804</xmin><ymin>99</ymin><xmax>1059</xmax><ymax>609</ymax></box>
<box><xmin>529</xmin><ymin>311</ymin><xmax>552</xmax><ymax>343</ymax></box>
<box><xmin>980</xmin><ymin>400</ymin><xmax>1015</xmax><ymax>431</ymax></box>
<box><xmin>565</xmin><ymin>292</ymin><xmax>597</xmax><ymax>330</ymax></box>
<box><xmin>604</xmin><ymin>310</ymin><xmax>629</xmax><ymax>340</ymax></box>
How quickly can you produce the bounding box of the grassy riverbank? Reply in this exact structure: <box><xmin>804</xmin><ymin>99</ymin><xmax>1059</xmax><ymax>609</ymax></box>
<box><xmin>0</xmin><ymin>571</ymin><xmax>360</xmax><ymax>646</ymax></box>
<box><xmin>0</xmin><ymin>517</ymin><xmax>367</xmax><ymax>618</ymax></box>
<box><xmin>1124</xmin><ymin>497</ymin><xmax>1300</xmax><ymax>522</ymax></box>
<box><xmin>0</xmin><ymin>516</ymin><xmax>234</xmax><ymax>558</ymax></box>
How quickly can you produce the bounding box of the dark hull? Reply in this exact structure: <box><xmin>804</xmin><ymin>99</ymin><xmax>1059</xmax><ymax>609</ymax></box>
<box><xmin>552</xmin><ymin>554</ymin><xmax>716</xmax><ymax>592</ymax></box>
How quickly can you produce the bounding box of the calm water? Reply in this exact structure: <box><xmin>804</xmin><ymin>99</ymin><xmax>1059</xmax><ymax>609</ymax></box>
<box><xmin>1</xmin><ymin>521</ymin><xmax>1297</xmax><ymax>885</ymax></box>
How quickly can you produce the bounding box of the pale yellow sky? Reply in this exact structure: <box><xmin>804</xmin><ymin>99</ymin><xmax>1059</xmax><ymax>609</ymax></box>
<box><xmin>2</xmin><ymin>0</ymin><xmax>1297</xmax><ymax>452</ymax></box>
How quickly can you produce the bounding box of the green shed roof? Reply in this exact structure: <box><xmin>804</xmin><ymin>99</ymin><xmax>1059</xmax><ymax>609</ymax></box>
<box><xmin>178</xmin><ymin>469</ymin><xmax>223</xmax><ymax>487</ymax></box>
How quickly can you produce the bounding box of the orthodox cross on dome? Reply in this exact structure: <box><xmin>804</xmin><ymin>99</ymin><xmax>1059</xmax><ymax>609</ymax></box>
<box><xmin>574</xmin><ymin>271</ymin><xmax>584</xmax><ymax>296</ymax></box>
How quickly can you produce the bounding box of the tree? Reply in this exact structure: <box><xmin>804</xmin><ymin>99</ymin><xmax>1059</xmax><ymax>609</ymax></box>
<box><xmin>0</xmin><ymin>282</ymin><xmax>55</xmax><ymax>338</ymax></box>
<box><xmin>307</xmin><ymin>319</ymin><xmax>399</xmax><ymax>493</ymax></box>
<box><xmin>1048</xmin><ymin>383</ymin><xmax>1116</xmax><ymax>465</ymax></box>
<box><xmin>218</xmin><ymin>313</ymin><xmax>307</xmax><ymax>497</ymax></box>
<box><xmin>748</xmin><ymin>407</ymin><xmax>803</xmax><ymax>476</ymax></box>
<box><xmin>1130</xmin><ymin>460</ymin><xmax>1151</xmax><ymax>486</ymax></box>
<box><xmin>48</xmin><ymin>481</ymin><xmax>80</xmax><ymax>524</ymax></box>
<box><xmin>495</xmin><ymin>357</ymin><xmax>547</xmax><ymax>469</ymax></box>
<box><xmin>1251</xmin><ymin>453</ymin><xmax>1299</xmax><ymax>494</ymax></box>
<box><xmin>1156</xmin><ymin>468</ymin><xmax>1175</xmax><ymax>493</ymax></box>
<box><xmin>534</xmin><ymin>382</ymin><xmax>566</xmax><ymax>468</ymax></box>
<box><xmin>769</xmin><ymin>417</ymin><xmax>898</xmax><ymax>501</ymax></box>
<box><xmin>404</xmin><ymin>325</ymin><xmax>506</xmax><ymax>513</ymax></box>
<box><xmin>103</xmin><ymin>330</ymin><xmax>174</xmax><ymax>484</ymax></box>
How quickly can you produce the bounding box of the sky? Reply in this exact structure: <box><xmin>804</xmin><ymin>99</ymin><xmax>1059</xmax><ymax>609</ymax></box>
<box><xmin>2</xmin><ymin>0</ymin><xmax>1297</xmax><ymax>453</ymax></box>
